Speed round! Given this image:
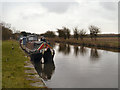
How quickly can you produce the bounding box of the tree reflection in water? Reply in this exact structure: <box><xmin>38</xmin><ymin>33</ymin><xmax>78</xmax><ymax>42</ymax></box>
<box><xmin>74</xmin><ymin>45</ymin><xmax>87</xmax><ymax>56</ymax></box>
<box><xmin>32</xmin><ymin>59</ymin><xmax>55</xmax><ymax>81</ymax></box>
<box><xmin>58</xmin><ymin>43</ymin><xmax>88</xmax><ymax>57</ymax></box>
<box><xmin>58</xmin><ymin>43</ymin><xmax>71</xmax><ymax>55</ymax></box>
<box><xmin>79</xmin><ymin>46</ymin><xmax>87</xmax><ymax>56</ymax></box>
<box><xmin>90</xmin><ymin>48</ymin><xmax>100</xmax><ymax>61</ymax></box>
<box><xmin>74</xmin><ymin>46</ymin><xmax>79</xmax><ymax>56</ymax></box>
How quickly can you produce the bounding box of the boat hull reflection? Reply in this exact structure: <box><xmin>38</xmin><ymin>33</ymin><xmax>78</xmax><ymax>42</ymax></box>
<box><xmin>31</xmin><ymin>57</ymin><xmax>55</xmax><ymax>81</ymax></box>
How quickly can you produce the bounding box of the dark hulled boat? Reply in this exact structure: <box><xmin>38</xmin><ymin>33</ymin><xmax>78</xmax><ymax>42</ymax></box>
<box><xmin>30</xmin><ymin>41</ymin><xmax>55</xmax><ymax>63</ymax></box>
<box><xmin>20</xmin><ymin>35</ymin><xmax>55</xmax><ymax>63</ymax></box>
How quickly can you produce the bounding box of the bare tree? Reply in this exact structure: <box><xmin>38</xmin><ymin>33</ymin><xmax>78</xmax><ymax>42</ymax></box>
<box><xmin>57</xmin><ymin>29</ymin><xmax>65</xmax><ymax>38</ymax></box>
<box><xmin>79</xmin><ymin>29</ymin><xmax>86</xmax><ymax>40</ymax></box>
<box><xmin>44</xmin><ymin>31</ymin><xmax>56</xmax><ymax>38</ymax></box>
<box><xmin>57</xmin><ymin>27</ymin><xmax>71</xmax><ymax>39</ymax></box>
<box><xmin>89</xmin><ymin>25</ymin><xmax>100</xmax><ymax>40</ymax></box>
<box><xmin>63</xmin><ymin>27</ymin><xmax>71</xmax><ymax>39</ymax></box>
<box><xmin>73</xmin><ymin>27</ymin><xmax>79</xmax><ymax>40</ymax></box>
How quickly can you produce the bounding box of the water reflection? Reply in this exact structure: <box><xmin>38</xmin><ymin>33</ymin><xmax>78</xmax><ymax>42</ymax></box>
<box><xmin>31</xmin><ymin>59</ymin><xmax>55</xmax><ymax>81</ymax></box>
<box><xmin>79</xmin><ymin>46</ymin><xmax>87</xmax><ymax>56</ymax></box>
<box><xmin>31</xmin><ymin>43</ymin><xmax>100</xmax><ymax>81</ymax></box>
<box><xmin>58</xmin><ymin>43</ymin><xmax>71</xmax><ymax>55</ymax></box>
<box><xmin>57</xmin><ymin>43</ymin><xmax>100</xmax><ymax>60</ymax></box>
<box><xmin>74</xmin><ymin>45</ymin><xmax>87</xmax><ymax>56</ymax></box>
<box><xmin>57</xmin><ymin>43</ymin><xmax>88</xmax><ymax>56</ymax></box>
<box><xmin>74</xmin><ymin>46</ymin><xmax>79</xmax><ymax>56</ymax></box>
<box><xmin>29</xmin><ymin>43</ymin><xmax>117</xmax><ymax>88</ymax></box>
<box><xmin>90</xmin><ymin>48</ymin><xmax>100</xmax><ymax>61</ymax></box>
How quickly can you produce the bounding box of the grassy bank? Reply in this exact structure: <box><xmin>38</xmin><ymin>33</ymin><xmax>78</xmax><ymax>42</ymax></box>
<box><xmin>47</xmin><ymin>37</ymin><xmax>120</xmax><ymax>52</ymax></box>
<box><xmin>2</xmin><ymin>40</ymin><xmax>45</xmax><ymax>88</ymax></box>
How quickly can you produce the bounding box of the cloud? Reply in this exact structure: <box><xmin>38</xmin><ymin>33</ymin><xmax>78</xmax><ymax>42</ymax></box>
<box><xmin>1</xmin><ymin>1</ymin><xmax>118</xmax><ymax>34</ymax></box>
<box><xmin>98</xmin><ymin>2</ymin><xmax>118</xmax><ymax>21</ymax></box>
<box><xmin>100</xmin><ymin>2</ymin><xmax>117</xmax><ymax>11</ymax></box>
<box><xmin>39</xmin><ymin>2</ymin><xmax>79</xmax><ymax>14</ymax></box>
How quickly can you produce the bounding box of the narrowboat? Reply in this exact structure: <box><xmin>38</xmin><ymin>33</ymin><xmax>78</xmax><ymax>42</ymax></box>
<box><xmin>20</xmin><ymin>35</ymin><xmax>55</xmax><ymax>63</ymax></box>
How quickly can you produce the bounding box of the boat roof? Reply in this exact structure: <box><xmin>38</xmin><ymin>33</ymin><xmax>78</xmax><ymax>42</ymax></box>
<box><xmin>27</xmin><ymin>35</ymin><xmax>37</xmax><ymax>38</ymax></box>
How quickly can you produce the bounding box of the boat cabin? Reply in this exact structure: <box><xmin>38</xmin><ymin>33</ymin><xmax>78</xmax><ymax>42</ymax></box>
<box><xmin>27</xmin><ymin>35</ymin><xmax>38</xmax><ymax>42</ymax></box>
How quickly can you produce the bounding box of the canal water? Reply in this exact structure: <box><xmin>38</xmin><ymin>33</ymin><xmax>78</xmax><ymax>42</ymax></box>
<box><xmin>31</xmin><ymin>43</ymin><xmax>118</xmax><ymax>88</ymax></box>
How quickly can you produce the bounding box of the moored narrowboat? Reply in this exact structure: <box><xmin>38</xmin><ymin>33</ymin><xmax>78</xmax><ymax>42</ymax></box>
<box><xmin>20</xmin><ymin>35</ymin><xmax>55</xmax><ymax>63</ymax></box>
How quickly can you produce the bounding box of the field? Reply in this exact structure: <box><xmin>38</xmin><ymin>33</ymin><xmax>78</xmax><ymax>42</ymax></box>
<box><xmin>46</xmin><ymin>37</ymin><xmax>120</xmax><ymax>52</ymax></box>
<box><xmin>2</xmin><ymin>40</ymin><xmax>45</xmax><ymax>88</ymax></box>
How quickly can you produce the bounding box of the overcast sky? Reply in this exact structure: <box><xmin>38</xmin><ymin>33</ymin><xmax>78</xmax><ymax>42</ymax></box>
<box><xmin>0</xmin><ymin>0</ymin><xmax>119</xmax><ymax>34</ymax></box>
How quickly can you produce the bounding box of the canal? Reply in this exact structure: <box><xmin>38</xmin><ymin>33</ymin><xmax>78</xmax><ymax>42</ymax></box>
<box><xmin>31</xmin><ymin>43</ymin><xmax>118</xmax><ymax>88</ymax></box>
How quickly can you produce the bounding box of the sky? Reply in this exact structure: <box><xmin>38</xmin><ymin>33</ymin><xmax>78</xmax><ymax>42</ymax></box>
<box><xmin>0</xmin><ymin>0</ymin><xmax>119</xmax><ymax>34</ymax></box>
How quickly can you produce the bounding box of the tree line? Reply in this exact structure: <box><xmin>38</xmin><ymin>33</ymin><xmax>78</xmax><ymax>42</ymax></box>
<box><xmin>42</xmin><ymin>25</ymin><xmax>100</xmax><ymax>40</ymax></box>
<box><xmin>1</xmin><ymin>22</ymin><xmax>13</xmax><ymax>40</ymax></box>
<box><xmin>1</xmin><ymin>22</ymin><xmax>38</xmax><ymax>40</ymax></box>
<box><xmin>1</xmin><ymin>21</ymin><xmax>100</xmax><ymax>41</ymax></box>
<box><xmin>1</xmin><ymin>22</ymin><xmax>22</xmax><ymax>40</ymax></box>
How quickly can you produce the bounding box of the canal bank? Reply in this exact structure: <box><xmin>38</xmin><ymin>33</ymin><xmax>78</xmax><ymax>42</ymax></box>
<box><xmin>2</xmin><ymin>40</ymin><xmax>46</xmax><ymax>88</ymax></box>
<box><xmin>46</xmin><ymin>37</ymin><xmax>120</xmax><ymax>52</ymax></box>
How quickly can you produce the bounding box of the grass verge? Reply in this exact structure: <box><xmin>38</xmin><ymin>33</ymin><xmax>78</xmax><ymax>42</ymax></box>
<box><xmin>2</xmin><ymin>40</ymin><xmax>45</xmax><ymax>88</ymax></box>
